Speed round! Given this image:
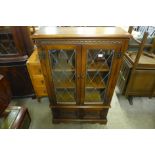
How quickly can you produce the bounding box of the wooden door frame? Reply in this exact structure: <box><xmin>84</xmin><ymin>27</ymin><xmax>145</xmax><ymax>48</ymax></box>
<box><xmin>38</xmin><ymin>44</ymin><xmax>81</xmax><ymax>106</ymax></box>
<box><xmin>105</xmin><ymin>40</ymin><xmax>129</xmax><ymax>105</ymax></box>
<box><xmin>81</xmin><ymin>42</ymin><xmax>127</xmax><ymax>105</ymax></box>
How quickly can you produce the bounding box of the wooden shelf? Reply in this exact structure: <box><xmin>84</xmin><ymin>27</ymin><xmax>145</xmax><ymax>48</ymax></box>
<box><xmin>85</xmin><ymin>90</ymin><xmax>104</xmax><ymax>102</ymax></box>
<box><xmin>54</xmin><ymin>75</ymin><xmax>106</xmax><ymax>89</ymax></box>
<box><xmin>56</xmin><ymin>90</ymin><xmax>75</xmax><ymax>102</ymax></box>
<box><xmin>53</xmin><ymin>64</ymin><xmax>75</xmax><ymax>72</ymax></box>
<box><xmin>85</xmin><ymin>76</ymin><xmax>106</xmax><ymax>89</ymax></box>
<box><xmin>52</xmin><ymin>60</ymin><xmax>75</xmax><ymax>72</ymax></box>
<box><xmin>53</xmin><ymin>69</ymin><xmax>75</xmax><ymax>72</ymax></box>
<box><xmin>87</xmin><ymin>62</ymin><xmax>109</xmax><ymax>72</ymax></box>
<box><xmin>55</xmin><ymin>80</ymin><xmax>75</xmax><ymax>88</ymax></box>
<box><xmin>53</xmin><ymin>71</ymin><xmax>75</xmax><ymax>89</ymax></box>
<box><xmin>52</xmin><ymin>61</ymin><xmax>109</xmax><ymax>72</ymax></box>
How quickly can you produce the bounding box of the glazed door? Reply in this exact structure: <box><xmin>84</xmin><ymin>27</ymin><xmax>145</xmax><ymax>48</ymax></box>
<box><xmin>40</xmin><ymin>45</ymin><xmax>81</xmax><ymax>105</ymax></box>
<box><xmin>81</xmin><ymin>44</ymin><xmax>122</xmax><ymax>105</ymax></box>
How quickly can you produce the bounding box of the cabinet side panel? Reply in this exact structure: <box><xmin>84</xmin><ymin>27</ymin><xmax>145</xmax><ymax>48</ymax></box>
<box><xmin>105</xmin><ymin>40</ymin><xmax>129</xmax><ymax>104</ymax></box>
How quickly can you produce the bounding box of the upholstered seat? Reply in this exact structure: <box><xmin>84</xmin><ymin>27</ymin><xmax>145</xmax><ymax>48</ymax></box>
<box><xmin>0</xmin><ymin>74</ymin><xmax>31</xmax><ymax>129</ymax></box>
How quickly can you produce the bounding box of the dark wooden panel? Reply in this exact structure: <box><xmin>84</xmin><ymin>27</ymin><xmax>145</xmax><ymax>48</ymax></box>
<box><xmin>53</xmin><ymin>118</ymin><xmax>107</xmax><ymax>124</ymax></box>
<box><xmin>52</xmin><ymin>108</ymin><xmax>78</xmax><ymax>119</ymax></box>
<box><xmin>0</xmin><ymin>75</ymin><xmax>12</xmax><ymax>114</ymax></box>
<box><xmin>0</xmin><ymin>60</ymin><xmax>34</xmax><ymax>98</ymax></box>
<box><xmin>52</xmin><ymin>107</ymin><xmax>109</xmax><ymax>123</ymax></box>
<box><xmin>11</xmin><ymin>26</ymin><xmax>34</xmax><ymax>57</ymax></box>
<box><xmin>83</xmin><ymin>108</ymin><xmax>108</xmax><ymax>119</ymax></box>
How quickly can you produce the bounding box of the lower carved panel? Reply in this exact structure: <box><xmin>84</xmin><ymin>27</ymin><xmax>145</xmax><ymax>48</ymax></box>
<box><xmin>51</xmin><ymin>108</ymin><xmax>109</xmax><ymax>123</ymax></box>
<box><xmin>52</xmin><ymin>109</ymin><xmax>78</xmax><ymax>119</ymax></box>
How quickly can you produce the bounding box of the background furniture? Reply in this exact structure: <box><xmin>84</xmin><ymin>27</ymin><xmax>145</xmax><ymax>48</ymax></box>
<box><xmin>0</xmin><ymin>106</ymin><xmax>31</xmax><ymax>129</ymax></box>
<box><xmin>0</xmin><ymin>26</ymin><xmax>34</xmax><ymax>98</ymax></box>
<box><xmin>0</xmin><ymin>74</ymin><xmax>12</xmax><ymax>114</ymax></box>
<box><xmin>32</xmin><ymin>26</ymin><xmax>130</xmax><ymax>124</ymax></box>
<box><xmin>0</xmin><ymin>74</ymin><xmax>31</xmax><ymax>129</ymax></box>
<box><xmin>117</xmin><ymin>27</ymin><xmax>155</xmax><ymax>104</ymax></box>
<box><xmin>26</xmin><ymin>48</ymin><xmax>47</xmax><ymax>101</ymax></box>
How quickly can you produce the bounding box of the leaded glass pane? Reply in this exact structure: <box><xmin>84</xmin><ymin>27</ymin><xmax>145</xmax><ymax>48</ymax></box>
<box><xmin>85</xmin><ymin>49</ymin><xmax>114</xmax><ymax>104</ymax></box>
<box><xmin>49</xmin><ymin>49</ymin><xmax>76</xmax><ymax>104</ymax></box>
<box><xmin>0</xmin><ymin>27</ymin><xmax>18</xmax><ymax>55</ymax></box>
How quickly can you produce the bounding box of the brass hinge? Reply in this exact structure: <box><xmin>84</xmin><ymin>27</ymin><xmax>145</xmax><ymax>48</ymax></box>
<box><xmin>39</xmin><ymin>51</ymin><xmax>46</xmax><ymax>60</ymax></box>
<box><xmin>114</xmin><ymin>51</ymin><xmax>122</xmax><ymax>59</ymax></box>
